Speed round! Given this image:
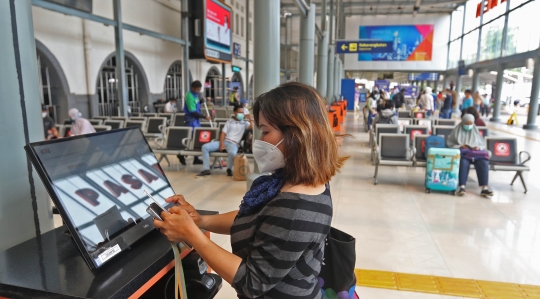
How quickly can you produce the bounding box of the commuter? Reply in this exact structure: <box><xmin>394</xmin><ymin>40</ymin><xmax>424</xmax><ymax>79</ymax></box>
<box><xmin>197</xmin><ymin>104</ymin><xmax>252</xmax><ymax>178</ymax></box>
<box><xmin>155</xmin><ymin>82</ymin><xmax>345</xmax><ymax>299</ymax></box>
<box><xmin>42</xmin><ymin>105</ymin><xmax>59</xmax><ymax>140</ymax></box>
<box><xmin>448</xmin><ymin>114</ymin><xmax>493</xmax><ymax>198</ymax></box>
<box><xmin>465</xmin><ymin>106</ymin><xmax>486</xmax><ymax>126</ymax></box>
<box><xmin>441</xmin><ymin>88</ymin><xmax>454</xmax><ymax>119</ymax></box>
<box><xmin>179</xmin><ymin>80</ymin><xmax>211</xmax><ymax>165</ymax></box>
<box><xmin>364</xmin><ymin>91</ymin><xmax>378</xmax><ymax>130</ymax></box>
<box><xmin>419</xmin><ymin>87</ymin><xmax>435</xmax><ymax>117</ymax></box>
<box><xmin>240</xmin><ymin>99</ymin><xmax>253</xmax><ymax>122</ymax></box>
<box><xmin>405</xmin><ymin>94</ymin><xmax>416</xmax><ymax>110</ymax></box>
<box><xmin>68</xmin><ymin>108</ymin><xmax>96</xmax><ymax>136</ymax></box>
<box><xmin>474</xmin><ymin>92</ymin><xmax>483</xmax><ymax>111</ymax></box>
<box><xmin>164</xmin><ymin>98</ymin><xmax>177</xmax><ymax>113</ymax></box>
<box><xmin>373</xmin><ymin>101</ymin><xmax>398</xmax><ymax>130</ymax></box>
<box><xmin>390</xmin><ymin>87</ymin><xmax>399</xmax><ymax>100</ymax></box>
<box><xmin>482</xmin><ymin>94</ymin><xmax>491</xmax><ymax>117</ymax></box>
<box><xmin>393</xmin><ymin>88</ymin><xmax>405</xmax><ymax>110</ymax></box>
<box><xmin>461</xmin><ymin>89</ymin><xmax>474</xmax><ymax>111</ymax></box>
<box><xmin>229</xmin><ymin>86</ymin><xmax>240</xmax><ymax>105</ymax></box>
<box><xmin>451</xmin><ymin>88</ymin><xmax>459</xmax><ymax>110</ymax></box>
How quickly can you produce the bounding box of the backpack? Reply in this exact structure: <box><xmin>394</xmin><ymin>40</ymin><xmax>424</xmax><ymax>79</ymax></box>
<box><xmin>424</xmin><ymin>135</ymin><xmax>445</xmax><ymax>159</ymax></box>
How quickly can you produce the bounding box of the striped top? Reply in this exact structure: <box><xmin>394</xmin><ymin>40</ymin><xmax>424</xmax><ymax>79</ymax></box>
<box><xmin>230</xmin><ymin>187</ymin><xmax>333</xmax><ymax>299</ymax></box>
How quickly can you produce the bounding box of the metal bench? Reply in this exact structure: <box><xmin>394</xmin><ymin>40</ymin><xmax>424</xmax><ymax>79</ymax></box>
<box><xmin>374</xmin><ymin>133</ymin><xmax>414</xmax><ymax>185</ymax></box>
<box><xmin>486</xmin><ymin>137</ymin><xmax>531</xmax><ymax>193</ymax></box>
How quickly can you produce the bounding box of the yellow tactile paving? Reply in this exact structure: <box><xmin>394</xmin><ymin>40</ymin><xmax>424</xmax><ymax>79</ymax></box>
<box><xmin>355</xmin><ymin>268</ymin><xmax>540</xmax><ymax>298</ymax></box>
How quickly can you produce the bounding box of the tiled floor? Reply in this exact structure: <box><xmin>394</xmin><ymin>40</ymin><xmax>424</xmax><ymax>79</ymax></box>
<box><xmin>51</xmin><ymin>114</ymin><xmax>540</xmax><ymax>298</ymax></box>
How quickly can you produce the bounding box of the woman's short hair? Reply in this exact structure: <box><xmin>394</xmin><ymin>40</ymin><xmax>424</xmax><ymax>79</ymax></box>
<box><xmin>253</xmin><ymin>82</ymin><xmax>348</xmax><ymax>186</ymax></box>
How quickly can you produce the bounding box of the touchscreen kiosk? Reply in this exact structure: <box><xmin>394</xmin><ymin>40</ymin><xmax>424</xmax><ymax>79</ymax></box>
<box><xmin>25</xmin><ymin>128</ymin><xmax>175</xmax><ymax>270</ymax></box>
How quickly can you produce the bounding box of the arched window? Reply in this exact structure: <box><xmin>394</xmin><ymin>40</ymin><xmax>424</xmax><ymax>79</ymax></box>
<box><xmin>164</xmin><ymin>62</ymin><xmax>183</xmax><ymax>101</ymax></box>
<box><xmin>96</xmin><ymin>55</ymin><xmax>145</xmax><ymax>116</ymax></box>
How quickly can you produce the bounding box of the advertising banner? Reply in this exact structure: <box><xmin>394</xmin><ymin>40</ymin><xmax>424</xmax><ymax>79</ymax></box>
<box><xmin>205</xmin><ymin>0</ymin><xmax>232</xmax><ymax>63</ymax></box>
<box><xmin>358</xmin><ymin>25</ymin><xmax>434</xmax><ymax>61</ymax></box>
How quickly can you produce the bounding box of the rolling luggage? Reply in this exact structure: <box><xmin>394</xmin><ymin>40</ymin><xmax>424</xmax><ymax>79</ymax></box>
<box><xmin>425</xmin><ymin>148</ymin><xmax>460</xmax><ymax>194</ymax></box>
<box><xmin>424</xmin><ymin>135</ymin><xmax>445</xmax><ymax>159</ymax></box>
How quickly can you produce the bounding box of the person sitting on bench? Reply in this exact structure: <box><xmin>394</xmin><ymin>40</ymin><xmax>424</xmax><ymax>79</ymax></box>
<box><xmin>197</xmin><ymin>104</ymin><xmax>253</xmax><ymax>178</ymax></box>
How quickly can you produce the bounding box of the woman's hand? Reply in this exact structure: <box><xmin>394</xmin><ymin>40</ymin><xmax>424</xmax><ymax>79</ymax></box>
<box><xmin>460</xmin><ymin>145</ymin><xmax>469</xmax><ymax>149</ymax></box>
<box><xmin>165</xmin><ymin>195</ymin><xmax>205</xmax><ymax>228</ymax></box>
<box><xmin>153</xmin><ymin>209</ymin><xmax>201</xmax><ymax>244</ymax></box>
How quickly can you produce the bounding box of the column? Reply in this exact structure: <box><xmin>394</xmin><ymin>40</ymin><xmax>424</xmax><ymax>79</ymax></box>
<box><xmin>524</xmin><ymin>57</ymin><xmax>540</xmax><ymax>129</ymax></box>
<box><xmin>0</xmin><ymin>0</ymin><xmax>54</xmax><ymax>251</ymax></box>
<box><xmin>327</xmin><ymin>47</ymin><xmax>335</xmax><ymax>101</ymax></box>
<box><xmin>317</xmin><ymin>29</ymin><xmax>329</xmax><ymax>96</ymax></box>
<box><xmin>298</xmin><ymin>3</ymin><xmax>316</xmax><ymax>86</ymax></box>
<box><xmin>182</xmin><ymin>0</ymin><xmax>190</xmax><ymax>109</ymax></box>
<box><xmin>471</xmin><ymin>70</ymin><xmax>479</xmax><ymax>92</ymax></box>
<box><xmin>222</xmin><ymin>63</ymin><xmax>226</xmax><ymax>107</ymax></box>
<box><xmin>490</xmin><ymin>67</ymin><xmax>504</xmax><ymax>122</ymax></box>
<box><xmin>245</xmin><ymin>0</ymin><xmax>250</xmax><ymax>102</ymax></box>
<box><xmin>113</xmin><ymin>0</ymin><xmax>128</xmax><ymax>116</ymax></box>
<box><xmin>333</xmin><ymin>56</ymin><xmax>340</xmax><ymax>100</ymax></box>
<box><xmin>252</xmin><ymin>0</ymin><xmax>280</xmax><ymax>173</ymax></box>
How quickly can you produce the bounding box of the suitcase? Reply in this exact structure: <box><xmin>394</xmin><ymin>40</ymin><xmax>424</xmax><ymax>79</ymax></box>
<box><xmin>425</xmin><ymin>148</ymin><xmax>460</xmax><ymax>194</ymax></box>
<box><xmin>424</xmin><ymin>135</ymin><xmax>445</xmax><ymax>159</ymax></box>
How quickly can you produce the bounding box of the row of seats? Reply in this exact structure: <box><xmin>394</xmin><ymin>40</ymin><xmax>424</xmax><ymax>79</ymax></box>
<box><xmin>152</xmin><ymin>126</ymin><xmax>254</xmax><ymax>168</ymax></box>
<box><xmin>372</xmin><ymin>130</ymin><xmax>531</xmax><ymax>193</ymax></box>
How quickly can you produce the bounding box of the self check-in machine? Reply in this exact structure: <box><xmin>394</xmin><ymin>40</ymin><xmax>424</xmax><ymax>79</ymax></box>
<box><xmin>25</xmin><ymin>128</ymin><xmax>178</xmax><ymax>270</ymax></box>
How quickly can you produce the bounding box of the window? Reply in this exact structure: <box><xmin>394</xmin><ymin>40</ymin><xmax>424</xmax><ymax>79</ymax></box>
<box><xmin>241</xmin><ymin>5</ymin><xmax>244</xmax><ymax>13</ymax></box>
<box><xmin>448</xmin><ymin>40</ymin><xmax>462</xmax><ymax>69</ymax></box>
<box><xmin>462</xmin><ymin>29</ymin><xmax>479</xmax><ymax>64</ymax></box>
<box><xmin>241</xmin><ymin>16</ymin><xmax>244</xmax><ymax>37</ymax></box>
<box><xmin>505</xmin><ymin>1</ymin><xmax>540</xmax><ymax>56</ymax></box>
<box><xmin>450</xmin><ymin>5</ymin><xmax>464</xmax><ymax>40</ymax></box>
<box><xmin>464</xmin><ymin>0</ymin><xmax>480</xmax><ymax>33</ymax></box>
<box><xmin>249</xmin><ymin>22</ymin><xmax>252</xmax><ymax>41</ymax></box>
<box><xmin>510</xmin><ymin>0</ymin><xmax>529</xmax><ymax>10</ymax></box>
<box><xmin>480</xmin><ymin>16</ymin><xmax>504</xmax><ymax>60</ymax></box>
<box><xmin>482</xmin><ymin>0</ymin><xmax>507</xmax><ymax>24</ymax></box>
<box><xmin>235</xmin><ymin>13</ymin><xmax>239</xmax><ymax>35</ymax></box>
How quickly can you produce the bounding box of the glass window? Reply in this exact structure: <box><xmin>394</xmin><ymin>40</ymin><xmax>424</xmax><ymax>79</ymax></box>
<box><xmin>241</xmin><ymin>16</ymin><xmax>244</xmax><ymax>37</ymax></box>
<box><xmin>448</xmin><ymin>39</ymin><xmax>462</xmax><ymax>69</ymax></box>
<box><xmin>249</xmin><ymin>22</ymin><xmax>252</xmax><ymax>41</ymax></box>
<box><xmin>505</xmin><ymin>1</ymin><xmax>540</xmax><ymax>56</ymax></box>
<box><xmin>241</xmin><ymin>5</ymin><xmax>244</xmax><ymax>13</ymax></box>
<box><xmin>450</xmin><ymin>5</ymin><xmax>465</xmax><ymax>40</ymax></box>
<box><xmin>235</xmin><ymin>13</ymin><xmax>239</xmax><ymax>35</ymax></box>
<box><xmin>462</xmin><ymin>29</ymin><xmax>479</xmax><ymax>64</ymax></box>
<box><xmin>482</xmin><ymin>0</ymin><xmax>507</xmax><ymax>23</ymax></box>
<box><xmin>480</xmin><ymin>16</ymin><xmax>504</xmax><ymax>60</ymax></box>
<box><xmin>510</xmin><ymin>0</ymin><xmax>529</xmax><ymax>10</ymax></box>
<box><xmin>464</xmin><ymin>0</ymin><xmax>481</xmax><ymax>32</ymax></box>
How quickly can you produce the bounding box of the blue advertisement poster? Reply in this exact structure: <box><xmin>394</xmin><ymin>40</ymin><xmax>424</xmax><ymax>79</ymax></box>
<box><xmin>358</xmin><ymin>25</ymin><xmax>434</xmax><ymax>61</ymax></box>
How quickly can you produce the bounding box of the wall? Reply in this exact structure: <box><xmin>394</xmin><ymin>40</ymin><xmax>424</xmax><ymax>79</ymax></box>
<box><xmin>31</xmin><ymin>0</ymin><xmax>255</xmax><ymax>117</ymax></box>
<box><xmin>343</xmin><ymin>14</ymin><xmax>451</xmax><ymax>72</ymax></box>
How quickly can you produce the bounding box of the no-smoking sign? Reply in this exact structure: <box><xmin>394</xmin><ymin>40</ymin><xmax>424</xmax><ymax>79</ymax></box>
<box><xmin>199</xmin><ymin>131</ymin><xmax>211</xmax><ymax>143</ymax></box>
<box><xmin>494</xmin><ymin>142</ymin><xmax>510</xmax><ymax>157</ymax></box>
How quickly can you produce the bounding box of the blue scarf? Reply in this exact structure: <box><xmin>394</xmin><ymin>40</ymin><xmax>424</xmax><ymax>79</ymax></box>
<box><xmin>238</xmin><ymin>169</ymin><xmax>285</xmax><ymax>216</ymax></box>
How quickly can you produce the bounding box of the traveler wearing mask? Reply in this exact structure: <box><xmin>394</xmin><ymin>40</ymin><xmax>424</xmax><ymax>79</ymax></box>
<box><xmin>393</xmin><ymin>88</ymin><xmax>406</xmax><ymax>110</ymax></box>
<box><xmin>441</xmin><ymin>88</ymin><xmax>454</xmax><ymax>119</ymax></box>
<box><xmin>419</xmin><ymin>87</ymin><xmax>435</xmax><ymax>116</ymax></box>
<box><xmin>364</xmin><ymin>91</ymin><xmax>379</xmax><ymax>130</ymax></box>
<box><xmin>448</xmin><ymin>114</ymin><xmax>493</xmax><ymax>198</ymax></box>
<box><xmin>154</xmin><ymin>82</ymin><xmax>345</xmax><ymax>299</ymax></box>
<box><xmin>197</xmin><ymin>104</ymin><xmax>253</xmax><ymax>178</ymax></box>
<box><xmin>42</xmin><ymin>105</ymin><xmax>59</xmax><ymax>140</ymax></box>
<box><xmin>179</xmin><ymin>80</ymin><xmax>211</xmax><ymax>165</ymax></box>
<box><xmin>373</xmin><ymin>101</ymin><xmax>398</xmax><ymax>130</ymax></box>
<box><xmin>68</xmin><ymin>108</ymin><xmax>95</xmax><ymax>136</ymax></box>
<box><xmin>164</xmin><ymin>98</ymin><xmax>177</xmax><ymax>113</ymax></box>
<box><xmin>461</xmin><ymin>89</ymin><xmax>474</xmax><ymax>111</ymax></box>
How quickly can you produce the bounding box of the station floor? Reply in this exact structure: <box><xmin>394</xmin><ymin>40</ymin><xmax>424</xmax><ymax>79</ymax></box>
<box><xmin>53</xmin><ymin>113</ymin><xmax>540</xmax><ymax>298</ymax></box>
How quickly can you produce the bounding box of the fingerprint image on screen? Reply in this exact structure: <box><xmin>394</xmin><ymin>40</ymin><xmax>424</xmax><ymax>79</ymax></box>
<box><xmin>27</xmin><ymin>128</ymin><xmax>175</xmax><ymax>268</ymax></box>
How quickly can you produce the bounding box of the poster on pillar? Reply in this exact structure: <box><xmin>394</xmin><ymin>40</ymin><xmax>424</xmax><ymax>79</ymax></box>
<box><xmin>358</xmin><ymin>25</ymin><xmax>434</xmax><ymax>61</ymax></box>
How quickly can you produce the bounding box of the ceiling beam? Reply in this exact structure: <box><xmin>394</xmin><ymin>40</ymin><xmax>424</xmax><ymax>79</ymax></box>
<box><xmin>282</xmin><ymin>0</ymin><xmax>466</xmax><ymax>8</ymax></box>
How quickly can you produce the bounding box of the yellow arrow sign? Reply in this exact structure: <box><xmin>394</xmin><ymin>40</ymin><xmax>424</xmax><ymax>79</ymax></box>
<box><xmin>341</xmin><ymin>44</ymin><xmax>348</xmax><ymax>51</ymax></box>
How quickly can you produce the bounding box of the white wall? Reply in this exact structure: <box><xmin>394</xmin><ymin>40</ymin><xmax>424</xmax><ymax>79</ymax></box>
<box><xmin>344</xmin><ymin>14</ymin><xmax>451</xmax><ymax>72</ymax></box>
<box><xmin>31</xmin><ymin>0</ymin><xmax>255</xmax><ymax>101</ymax></box>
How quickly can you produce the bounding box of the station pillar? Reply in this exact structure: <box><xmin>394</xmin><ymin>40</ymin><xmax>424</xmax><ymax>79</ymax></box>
<box><xmin>0</xmin><ymin>0</ymin><xmax>54</xmax><ymax>251</ymax></box>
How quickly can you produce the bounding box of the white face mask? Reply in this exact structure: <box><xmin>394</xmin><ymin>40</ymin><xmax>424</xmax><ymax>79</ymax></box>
<box><xmin>42</xmin><ymin>112</ymin><xmax>47</xmax><ymax>118</ymax></box>
<box><xmin>253</xmin><ymin>139</ymin><xmax>285</xmax><ymax>173</ymax></box>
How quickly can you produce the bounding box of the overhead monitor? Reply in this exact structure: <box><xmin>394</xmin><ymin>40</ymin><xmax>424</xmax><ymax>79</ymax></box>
<box><xmin>25</xmin><ymin>128</ymin><xmax>175</xmax><ymax>270</ymax></box>
<box><xmin>189</xmin><ymin>0</ymin><xmax>233</xmax><ymax>63</ymax></box>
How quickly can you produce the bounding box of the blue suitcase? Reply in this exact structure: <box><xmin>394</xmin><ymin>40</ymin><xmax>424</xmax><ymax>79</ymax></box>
<box><xmin>425</xmin><ymin>148</ymin><xmax>460</xmax><ymax>194</ymax></box>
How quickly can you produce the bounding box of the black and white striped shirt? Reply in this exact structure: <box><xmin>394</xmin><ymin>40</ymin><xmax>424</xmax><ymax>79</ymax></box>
<box><xmin>230</xmin><ymin>187</ymin><xmax>333</xmax><ymax>299</ymax></box>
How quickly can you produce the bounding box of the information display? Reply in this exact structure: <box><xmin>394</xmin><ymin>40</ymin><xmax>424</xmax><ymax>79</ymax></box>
<box><xmin>358</xmin><ymin>25</ymin><xmax>434</xmax><ymax>61</ymax></box>
<box><xmin>25</xmin><ymin>128</ymin><xmax>175</xmax><ymax>269</ymax></box>
<box><xmin>204</xmin><ymin>0</ymin><xmax>233</xmax><ymax>63</ymax></box>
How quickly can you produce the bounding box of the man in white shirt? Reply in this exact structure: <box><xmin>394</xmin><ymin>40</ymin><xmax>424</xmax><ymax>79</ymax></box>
<box><xmin>240</xmin><ymin>99</ymin><xmax>253</xmax><ymax>122</ymax></box>
<box><xmin>164</xmin><ymin>99</ymin><xmax>177</xmax><ymax>113</ymax></box>
<box><xmin>197</xmin><ymin>104</ymin><xmax>253</xmax><ymax>178</ymax></box>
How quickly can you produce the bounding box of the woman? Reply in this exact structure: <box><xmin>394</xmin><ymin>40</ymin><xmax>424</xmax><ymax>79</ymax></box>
<box><xmin>419</xmin><ymin>87</ymin><xmax>435</xmax><ymax>117</ymax></box>
<box><xmin>154</xmin><ymin>82</ymin><xmax>347</xmax><ymax>299</ymax></box>
<box><xmin>465</xmin><ymin>106</ymin><xmax>486</xmax><ymax>126</ymax></box>
<box><xmin>474</xmin><ymin>91</ymin><xmax>483</xmax><ymax>111</ymax></box>
<box><xmin>373</xmin><ymin>101</ymin><xmax>397</xmax><ymax>130</ymax></box>
<box><xmin>364</xmin><ymin>91</ymin><xmax>378</xmax><ymax>130</ymax></box>
<box><xmin>447</xmin><ymin>114</ymin><xmax>494</xmax><ymax>198</ymax></box>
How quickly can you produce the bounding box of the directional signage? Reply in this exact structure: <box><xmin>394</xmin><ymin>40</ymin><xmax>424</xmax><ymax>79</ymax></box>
<box><xmin>408</xmin><ymin>73</ymin><xmax>439</xmax><ymax>81</ymax></box>
<box><xmin>336</xmin><ymin>40</ymin><xmax>393</xmax><ymax>54</ymax></box>
<box><xmin>231</xmin><ymin>65</ymin><xmax>242</xmax><ymax>72</ymax></box>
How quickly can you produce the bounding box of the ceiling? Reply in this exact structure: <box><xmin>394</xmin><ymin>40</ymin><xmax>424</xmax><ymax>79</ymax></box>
<box><xmin>280</xmin><ymin>0</ymin><xmax>467</xmax><ymax>16</ymax></box>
